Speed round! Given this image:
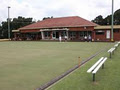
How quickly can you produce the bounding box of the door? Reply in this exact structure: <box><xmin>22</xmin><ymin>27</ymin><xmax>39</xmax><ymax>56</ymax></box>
<box><xmin>52</xmin><ymin>31</ymin><xmax>59</xmax><ymax>39</ymax></box>
<box><xmin>56</xmin><ymin>32</ymin><xmax>59</xmax><ymax>38</ymax></box>
<box><xmin>106</xmin><ymin>30</ymin><xmax>110</xmax><ymax>39</ymax></box>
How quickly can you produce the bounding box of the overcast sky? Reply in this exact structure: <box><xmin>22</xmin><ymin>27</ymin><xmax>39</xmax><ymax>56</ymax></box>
<box><xmin>0</xmin><ymin>0</ymin><xmax>120</xmax><ymax>23</ymax></box>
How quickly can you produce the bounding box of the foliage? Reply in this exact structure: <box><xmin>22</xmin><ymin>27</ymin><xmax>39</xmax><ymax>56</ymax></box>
<box><xmin>92</xmin><ymin>9</ymin><xmax>120</xmax><ymax>25</ymax></box>
<box><xmin>114</xmin><ymin>9</ymin><xmax>120</xmax><ymax>24</ymax></box>
<box><xmin>92</xmin><ymin>15</ymin><xmax>104</xmax><ymax>25</ymax></box>
<box><xmin>42</xmin><ymin>16</ymin><xmax>53</xmax><ymax>20</ymax></box>
<box><xmin>0</xmin><ymin>25</ymin><xmax>2</xmax><ymax>38</ymax></box>
<box><xmin>0</xmin><ymin>16</ymin><xmax>35</xmax><ymax>38</ymax></box>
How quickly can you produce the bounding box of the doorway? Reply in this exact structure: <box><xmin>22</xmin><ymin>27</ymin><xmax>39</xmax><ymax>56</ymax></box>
<box><xmin>56</xmin><ymin>32</ymin><xmax>59</xmax><ymax>38</ymax></box>
<box><xmin>52</xmin><ymin>31</ymin><xmax>59</xmax><ymax>39</ymax></box>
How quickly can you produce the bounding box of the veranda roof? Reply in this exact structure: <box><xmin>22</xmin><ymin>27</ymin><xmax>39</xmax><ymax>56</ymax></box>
<box><xmin>12</xmin><ymin>30</ymin><xmax>20</xmax><ymax>32</ymax></box>
<box><xmin>94</xmin><ymin>25</ymin><xmax>120</xmax><ymax>30</ymax></box>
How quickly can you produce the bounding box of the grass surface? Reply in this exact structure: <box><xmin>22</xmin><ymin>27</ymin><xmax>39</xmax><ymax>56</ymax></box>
<box><xmin>49</xmin><ymin>43</ymin><xmax>120</xmax><ymax>90</ymax></box>
<box><xmin>0</xmin><ymin>41</ymin><xmax>112</xmax><ymax>90</ymax></box>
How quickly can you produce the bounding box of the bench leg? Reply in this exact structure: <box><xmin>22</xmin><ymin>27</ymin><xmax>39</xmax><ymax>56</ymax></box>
<box><xmin>110</xmin><ymin>52</ymin><xmax>112</xmax><ymax>58</ymax></box>
<box><xmin>102</xmin><ymin>64</ymin><xmax>104</xmax><ymax>69</ymax></box>
<box><xmin>113</xmin><ymin>51</ymin><xmax>114</xmax><ymax>55</ymax></box>
<box><xmin>93</xmin><ymin>74</ymin><xmax>95</xmax><ymax>82</ymax></box>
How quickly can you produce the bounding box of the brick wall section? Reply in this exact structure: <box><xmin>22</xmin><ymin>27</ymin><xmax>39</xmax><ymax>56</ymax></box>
<box><xmin>94</xmin><ymin>29</ymin><xmax>120</xmax><ymax>41</ymax></box>
<box><xmin>113</xmin><ymin>29</ymin><xmax>120</xmax><ymax>41</ymax></box>
<box><xmin>20</xmin><ymin>29</ymin><xmax>40</xmax><ymax>33</ymax></box>
<box><xmin>69</xmin><ymin>26</ymin><xmax>94</xmax><ymax>31</ymax></box>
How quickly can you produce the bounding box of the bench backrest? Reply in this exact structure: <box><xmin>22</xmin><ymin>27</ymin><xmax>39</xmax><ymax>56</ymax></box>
<box><xmin>92</xmin><ymin>57</ymin><xmax>107</xmax><ymax>74</ymax></box>
<box><xmin>87</xmin><ymin>57</ymin><xmax>104</xmax><ymax>73</ymax></box>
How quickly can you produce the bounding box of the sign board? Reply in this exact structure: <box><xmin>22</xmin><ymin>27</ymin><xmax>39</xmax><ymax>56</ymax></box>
<box><xmin>106</xmin><ymin>30</ymin><xmax>110</xmax><ymax>39</ymax></box>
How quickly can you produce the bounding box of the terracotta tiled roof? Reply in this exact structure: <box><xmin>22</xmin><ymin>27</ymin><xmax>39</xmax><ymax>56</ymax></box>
<box><xmin>19</xmin><ymin>16</ymin><xmax>97</xmax><ymax>30</ymax></box>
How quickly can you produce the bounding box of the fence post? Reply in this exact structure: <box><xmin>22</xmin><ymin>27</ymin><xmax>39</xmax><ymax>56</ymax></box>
<box><xmin>78</xmin><ymin>57</ymin><xmax>81</xmax><ymax>67</ymax></box>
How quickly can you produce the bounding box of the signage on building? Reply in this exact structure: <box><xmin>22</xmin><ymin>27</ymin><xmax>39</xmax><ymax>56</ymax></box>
<box><xmin>106</xmin><ymin>30</ymin><xmax>110</xmax><ymax>39</ymax></box>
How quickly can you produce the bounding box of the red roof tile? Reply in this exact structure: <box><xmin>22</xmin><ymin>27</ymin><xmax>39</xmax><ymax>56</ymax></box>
<box><xmin>19</xmin><ymin>16</ymin><xmax>97</xmax><ymax>30</ymax></box>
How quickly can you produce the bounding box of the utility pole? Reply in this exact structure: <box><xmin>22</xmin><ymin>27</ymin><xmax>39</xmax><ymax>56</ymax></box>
<box><xmin>8</xmin><ymin>6</ymin><xmax>11</xmax><ymax>40</ymax></box>
<box><xmin>111</xmin><ymin>0</ymin><xmax>114</xmax><ymax>41</ymax></box>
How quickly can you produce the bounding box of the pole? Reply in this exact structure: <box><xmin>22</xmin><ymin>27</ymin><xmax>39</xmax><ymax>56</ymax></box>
<box><xmin>8</xmin><ymin>6</ymin><xmax>11</xmax><ymax>40</ymax></box>
<box><xmin>111</xmin><ymin>0</ymin><xmax>114</xmax><ymax>41</ymax></box>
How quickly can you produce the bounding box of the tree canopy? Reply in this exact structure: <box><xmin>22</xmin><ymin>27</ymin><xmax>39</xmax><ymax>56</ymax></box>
<box><xmin>0</xmin><ymin>16</ymin><xmax>35</xmax><ymax>38</ymax></box>
<box><xmin>42</xmin><ymin>16</ymin><xmax>53</xmax><ymax>20</ymax></box>
<box><xmin>92</xmin><ymin>9</ymin><xmax>120</xmax><ymax>25</ymax></box>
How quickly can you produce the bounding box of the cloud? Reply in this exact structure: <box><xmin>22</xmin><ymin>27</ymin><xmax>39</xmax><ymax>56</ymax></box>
<box><xmin>0</xmin><ymin>0</ymin><xmax>120</xmax><ymax>23</ymax></box>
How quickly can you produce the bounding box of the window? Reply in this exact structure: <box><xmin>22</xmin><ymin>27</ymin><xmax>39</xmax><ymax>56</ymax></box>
<box><xmin>69</xmin><ymin>32</ymin><xmax>76</xmax><ymax>37</ymax></box>
<box><xmin>96</xmin><ymin>30</ymin><xmax>104</xmax><ymax>35</ymax></box>
<box><xmin>114</xmin><ymin>29</ymin><xmax>119</xmax><ymax>33</ymax></box>
<box><xmin>61</xmin><ymin>31</ymin><xmax>66</xmax><ymax>37</ymax></box>
<box><xmin>44</xmin><ymin>31</ymin><xmax>50</xmax><ymax>37</ymax></box>
<box><xmin>96</xmin><ymin>32</ymin><xmax>104</xmax><ymax>35</ymax></box>
<box><xmin>53</xmin><ymin>31</ymin><xmax>55</xmax><ymax>37</ymax></box>
<box><xmin>79</xmin><ymin>32</ymin><xmax>84</xmax><ymax>37</ymax></box>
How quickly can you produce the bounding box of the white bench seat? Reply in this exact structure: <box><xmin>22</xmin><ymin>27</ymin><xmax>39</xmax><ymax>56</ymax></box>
<box><xmin>118</xmin><ymin>42</ymin><xmax>120</xmax><ymax>46</ymax></box>
<box><xmin>108</xmin><ymin>48</ymin><xmax>115</xmax><ymax>53</ymax></box>
<box><xmin>114</xmin><ymin>44</ymin><xmax>118</xmax><ymax>47</ymax></box>
<box><xmin>92</xmin><ymin>57</ymin><xmax>107</xmax><ymax>74</ymax></box>
<box><xmin>114</xmin><ymin>44</ymin><xmax>119</xmax><ymax>50</ymax></box>
<box><xmin>87</xmin><ymin>57</ymin><xmax>107</xmax><ymax>81</ymax></box>
<box><xmin>108</xmin><ymin>48</ymin><xmax>115</xmax><ymax>58</ymax></box>
<box><xmin>87</xmin><ymin>57</ymin><xmax>104</xmax><ymax>73</ymax></box>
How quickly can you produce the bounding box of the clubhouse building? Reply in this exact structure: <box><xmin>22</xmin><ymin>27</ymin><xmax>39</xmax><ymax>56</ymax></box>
<box><xmin>12</xmin><ymin>16</ymin><xmax>120</xmax><ymax>41</ymax></box>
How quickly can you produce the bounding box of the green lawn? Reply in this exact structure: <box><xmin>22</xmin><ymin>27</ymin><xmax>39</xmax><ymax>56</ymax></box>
<box><xmin>49</xmin><ymin>43</ymin><xmax>120</xmax><ymax>90</ymax></box>
<box><xmin>0</xmin><ymin>41</ymin><xmax>113</xmax><ymax>90</ymax></box>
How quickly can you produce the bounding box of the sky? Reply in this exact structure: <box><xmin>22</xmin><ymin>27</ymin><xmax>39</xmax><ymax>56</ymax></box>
<box><xmin>0</xmin><ymin>0</ymin><xmax>120</xmax><ymax>23</ymax></box>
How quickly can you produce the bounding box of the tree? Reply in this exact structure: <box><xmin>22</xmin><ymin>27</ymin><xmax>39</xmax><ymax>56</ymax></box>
<box><xmin>92</xmin><ymin>8</ymin><xmax>120</xmax><ymax>25</ymax></box>
<box><xmin>0</xmin><ymin>25</ymin><xmax>3</xmax><ymax>38</ymax></box>
<box><xmin>1</xmin><ymin>16</ymin><xmax>34</xmax><ymax>38</ymax></box>
<box><xmin>1</xmin><ymin>21</ymin><xmax>8</xmax><ymax>38</ymax></box>
<box><xmin>92</xmin><ymin>15</ymin><xmax>104</xmax><ymax>25</ymax></box>
<box><xmin>42</xmin><ymin>16</ymin><xmax>53</xmax><ymax>20</ymax></box>
<box><xmin>103</xmin><ymin>15</ymin><xmax>112</xmax><ymax>25</ymax></box>
<box><xmin>114</xmin><ymin>9</ymin><xmax>120</xmax><ymax>25</ymax></box>
<box><xmin>10</xmin><ymin>16</ymin><xmax>34</xmax><ymax>30</ymax></box>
